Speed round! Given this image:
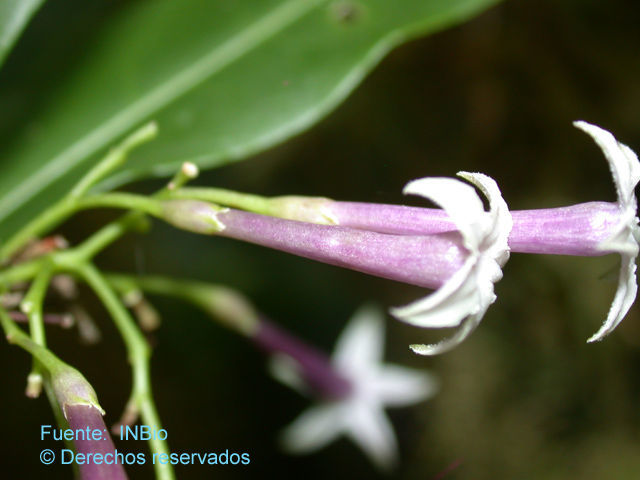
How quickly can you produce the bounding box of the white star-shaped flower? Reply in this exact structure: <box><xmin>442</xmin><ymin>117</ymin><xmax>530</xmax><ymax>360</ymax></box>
<box><xmin>390</xmin><ymin>172</ymin><xmax>513</xmax><ymax>355</ymax></box>
<box><xmin>573</xmin><ymin>121</ymin><xmax>640</xmax><ymax>342</ymax></box>
<box><xmin>270</xmin><ymin>305</ymin><xmax>437</xmax><ymax>470</ymax></box>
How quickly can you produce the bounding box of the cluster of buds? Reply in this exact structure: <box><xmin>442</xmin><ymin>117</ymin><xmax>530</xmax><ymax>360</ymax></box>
<box><xmin>160</xmin><ymin>122</ymin><xmax>640</xmax><ymax>355</ymax></box>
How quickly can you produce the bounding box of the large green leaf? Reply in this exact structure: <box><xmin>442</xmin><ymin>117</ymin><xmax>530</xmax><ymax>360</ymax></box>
<box><xmin>0</xmin><ymin>0</ymin><xmax>498</xmax><ymax>239</ymax></box>
<box><xmin>0</xmin><ymin>0</ymin><xmax>45</xmax><ymax>68</ymax></box>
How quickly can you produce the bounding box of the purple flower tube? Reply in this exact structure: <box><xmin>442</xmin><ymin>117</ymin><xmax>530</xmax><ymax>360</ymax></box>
<box><xmin>64</xmin><ymin>405</ymin><xmax>127</xmax><ymax>480</ymax></box>
<box><xmin>161</xmin><ymin>173</ymin><xmax>512</xmax><ymax>355</ymax></box>
<box><xmin>253</xmin><ymin>318</ymin><xmax>352</xmax><ymax>400</ymax></box>
<box><xmin>52</xmin><ymin>369</ymin><xmax>127</xmax><ymax>480</ymax></box>
<box><xmin>258</xmin><ymin>123</ymin><xmax>638</xmax><ymax>261</ymax></box>
<box><xmin>161</xmin><ymin>201</ymin><xmax>466</xmax><ymax>290</ymax></box>
<box><xmin>308</xmin><ymin>201</ymin><xmax>624</xmax><ymax>256</ymax></box>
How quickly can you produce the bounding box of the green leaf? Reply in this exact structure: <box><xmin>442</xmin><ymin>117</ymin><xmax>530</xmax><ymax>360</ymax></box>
<box><xmin>0</xmin><ymin>0</ymin><xmax>498</xmax><ymax>239</ymax></box>
<box><xmin>0</xmin><ymin>0</ymin><xmax>45</xmax><ymax>68</ymax></box>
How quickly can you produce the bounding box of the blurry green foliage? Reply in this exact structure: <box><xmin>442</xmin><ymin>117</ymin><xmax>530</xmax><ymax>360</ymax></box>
<box><xmin>0</xmin><ymin>0</ymin><xmax>497</xmax><ymax>240</ymax></box>
<box><xmin>0</xmin><ymin>0</ymin><xmax>45</xmax><ymax>67</ymax></box>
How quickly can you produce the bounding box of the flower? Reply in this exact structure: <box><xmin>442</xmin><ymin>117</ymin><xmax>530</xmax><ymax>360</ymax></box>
<box><xmin>160</xmin><ymin>173</ymin><xmax>512</xmax><ymax>354</ymax></box>
<box><xmin>160</xmin><ymin>198</ymin><xmax>468</xmax><ymax>289</ymax></box>
<box><xmin>496</xmin><ymin>122</ymin><xmax>640</xmax><ymax>341</ymax></box>
<box><xmin>572</xmin><ymin>121</ymin><xmax>640</xmax><ymax>341</ymax></box>
<box><xmin>231</xmin><ymin>122</ymin><xmax>639</xmax><ymax>343</ymax></box>
<box><xmin>253</xmin><ymin>317</ymin><xmax>353</xmax><ymax>401</ymax></box>
<box><xmin>264</xmin><ymin>305</ymin><xmax>437</xmax><ymax>470</ymax></box>
<box><xmin>390</xmin><ymin>172</ymin><xmax>512</xmax><ymax>355</ymax></box>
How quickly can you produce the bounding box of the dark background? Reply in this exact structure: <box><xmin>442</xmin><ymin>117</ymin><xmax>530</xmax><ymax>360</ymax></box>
<box><xmin>2</xmin><ymin>0</ymin><xmax>640</xmax><ymax>479</ymax></box>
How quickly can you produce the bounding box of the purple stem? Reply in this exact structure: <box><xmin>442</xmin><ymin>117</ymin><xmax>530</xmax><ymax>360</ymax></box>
<box><xmin>253</xmin><ymin>318</ymin><xmax>352</xmax><ymax>400</ymax></box>
<box><xmin>64</xmin><ymin>404</ymin><xmax>128</xmax><ymax>480</ymax></box>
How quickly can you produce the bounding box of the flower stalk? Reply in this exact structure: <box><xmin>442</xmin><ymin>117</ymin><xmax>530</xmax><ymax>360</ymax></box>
<box><xmin>20</xmin><ymin>262</ymin><xmax>54</xmax><ymax>398</ymax></box>
<box><xmin>107</xmin><ymin>272</ymin><xmax>353</xmax><ymax>398</ymax></box>
<box><xmin>75</xmin><ymin>263</ymin><xmax>173</xmax><ymax>480</ymax></box>
<box><xmin>0</xmin><ymin>122</ymin><xmax>158</xmax><ymax>263</ymax></box>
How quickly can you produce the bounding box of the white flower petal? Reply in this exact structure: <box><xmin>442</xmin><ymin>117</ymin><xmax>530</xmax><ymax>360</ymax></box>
<box><xmin>587</xmin><ymin>253</ymin><xmax>638</xmax><ymax>342</ymax></box>
<box><xmin>345</xmin><ymin>401</ymin><xmax>398</xmax><ymax>471</ymax></box>
<box><xmin>274</xmin><ymin>305</ymin><xmax>438</xmax><ymax>469</ymax></box>
<box><xmin>458</xmin><ymin>171</ymin><xmax>512</xmax><ymax>266</ymax></box>
<box><xmin>392</xmin><ymin>174</ymin><xmax>510</xmax><ymax>352</ymax></box>
<box><xmin>279</xmin><ymin>403</ymin><xmax>344</xmax><ymax>454</ymax></box>
<box><xmin>368</xmin><ymin>365</ymin><xmax>439</xmax><ymax>406</ymax></box>
<box><xmin>573</xmin><ymin>121</ymin><xmax>640</xmax><ymax>206</ymax></box>
<box><xmin>573</xmin><ymin>121</ymin><xmax>640</xmax><ymax>342</ymax></box>
<box><xmin>333</xmin><ymin>304</ymin><xmax>384</xmax><ymax>374</ymax></box>
<box><xmin>600</xmin><ymin>210</ymin><xmax>640</xmax><ymax>257</ymax></box>
<box><xmin>390</xmin><ymin>259</ymin><xmax>479</xmax><ymax>328</ymax></box>
<box><xmin>409</xmin><ymin>309</ymin><xmax>485</xmax><ymax>356</ymax></box>
<box><xmin>404</xmin><ymin>177</ymin><xmax>485</xmax><ymax>251</ymax></box>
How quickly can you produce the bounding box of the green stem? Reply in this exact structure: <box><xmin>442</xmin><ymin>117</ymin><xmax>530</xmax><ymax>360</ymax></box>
<box><xmin>68</xmin><ymin>167</ymin><xmax>203</xmax><ymax>261</ymax></box>
<box><xmin>69</xmin><ymin>122</ymin><xmax>158</xmax><ymax>199</ymax></box>
<box><xmin>107</xmin><ymin>273</ymin><xmax>259</xmax><ymax>336</ymax></box>
<box><xmin>20</xmin><ymin>263</ymin><xmax>53</xmax><ymax>346</ymax></box>
<box><xmin>0</xmin><ymin>197</ymin><xmax>74</xmax><ymax>263</ymax></box>
<box><xmin>1</xmin><ymin>304</ymin><xmax>103</xmax><ymax>480</ymax></box>
<box><xmin>75</xmin><ymin>212</ymin><xmax>146</xmax><ymax>261</ymax></box>
<box><xmin>0</xmin><ymin>206</ymin><xmax>148</xmax><ymax>287</ymax></box>
<box><xmin>1</xmin><ymin>304</ymin><xmax>104</xmax><ymax>480</ymax></box>
<box><xmin>77</xmin><ymin>193</ymin><xmax>163</xmax><ymax>216</ymax></box>
<box><xmin>0</xmin><ymin>122</ymin><xmax>158</xmax><ymax>263</ymax></box>
<box><xmin>0</xmin><ymin>257</ymin><xmax>45</xmax><ymax>286</ymax></box>
<box><xmin>168</xmin><ymin>187</ymin><xmax>272</xmax><ymax>214</ymax></box>
<box><xmin>56</xmin><ymin>166</ymin><xmax>203</xmax><ymax>266</ymax></box>
<box><xmin>76</xmin><ymin>263</ymin><xmax>174</xmax><ymax>480</ymax></box>
<box><xmin>0</xmin><ymin>193</ymin><xmax>161</xmax><ymax>264</ymax></box>
<box><xmin>167</xmin><ymin>187</ymin><xmax>337</xmax><ymax>225</ymax></box>
<box><xmin>1</xmin><ymin>306</ymin><xmax>70</xmax><ymax>377</ymax></box>
<box><xmin>20</xmin><ymin>263</ymin><xmax>54</xmax><ymax>397</ymax></box>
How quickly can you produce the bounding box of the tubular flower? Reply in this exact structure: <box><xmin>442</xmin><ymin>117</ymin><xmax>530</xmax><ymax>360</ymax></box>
<box><xmin>242</xmin><ymin>122</ymin><xmax>639</xmax><ymax>343</ymax></box>
<box><xmin>52</xmin><ymin>368</ymin><xmax>128</xmax><ymax>480</ymax></box>
<box><xmin>161</xmin><ymin>198</ymin><xmax>467</xmax><ymax>290</ymax></box>
<box><xmin>253</xmin><ymin>317</ymin><xmax>353</xmax><ymax>401</ymax></box>
<box><xmin>505</xmin><ymin>122</ymin><xmax>639</xmax><ymax>342</ymax></box>
<box><xmin>261</xmin><ymin>305</ymin><xmax>437</xmax><ymax>470</ymax></box>
<box><xmin>160</xmin><ymin>173</ymin><xmax>512</xmax><ymax>354</ymax></box>
<box><xmin>390</xmin><ymin>172</ymin><xmax>512</xmax><ymax>355</ymax></box>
